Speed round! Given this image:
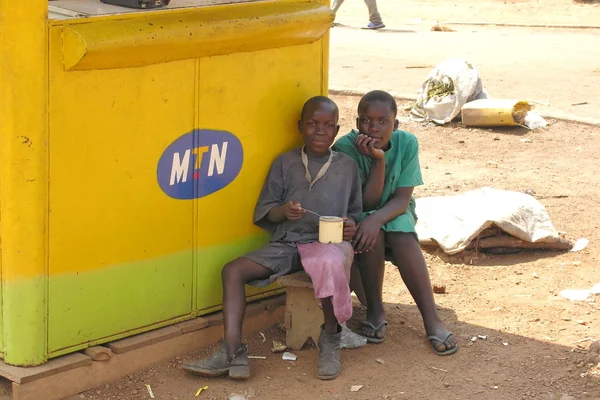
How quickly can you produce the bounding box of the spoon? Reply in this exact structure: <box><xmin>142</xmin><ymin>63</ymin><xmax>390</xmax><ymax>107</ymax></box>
<box><xmin>301</xmin><ymin>207</ymin><xmax>322</xmax><ymax>218</ymax></box>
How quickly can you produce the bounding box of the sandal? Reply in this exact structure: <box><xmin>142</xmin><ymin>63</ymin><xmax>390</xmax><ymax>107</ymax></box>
<box><xmin>428</xmin><ymin>332</ymin><xmax>458</xmax><ymax>356</ymax></box>
<box><xmin>360</xmin><ymin>320</ymin><xmax>387</xmax><ymax>344</ymax></box>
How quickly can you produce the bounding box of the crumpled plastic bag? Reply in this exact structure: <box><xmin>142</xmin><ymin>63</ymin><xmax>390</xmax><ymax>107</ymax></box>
<box><xmin>523</xmin><ymin>111</ymin><xmax>547</xmax><ymax>129</ymax></box>
<box><xmin>340</xmin><ymin>323</ymin><xmax>367</xmax><ymax>349</ymax></box>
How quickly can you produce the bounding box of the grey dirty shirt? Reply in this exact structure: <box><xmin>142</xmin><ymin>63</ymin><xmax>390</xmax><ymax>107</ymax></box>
<box><xmin>253</xmin><ymin>148</ymin><xmax>363</xmax><ymax>244</ymax></box>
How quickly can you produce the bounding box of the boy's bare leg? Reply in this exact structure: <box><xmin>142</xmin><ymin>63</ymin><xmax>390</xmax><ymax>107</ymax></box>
<box><xmin>349</xmin><ymin>265</ymin><xmax>367</xmax><ymax>306</ymax></box>
<box><xmin>355</xmin><ymin>230</ymin><xmax>387</xmax><ymax>340</ymax></box>
<box><xmin>321</xmin><ymin>297</ymin><xmax>339</xmax><ymax>333</ymax></box>
<box><xmin>221</xmin><ymin>258</ymin><xmax>272</xmax><ymax>356</ymax></box>
<box><xmin>386</xmin><ymin>232</ymin><xmax>457</xmax><ymax>353</ymax></box>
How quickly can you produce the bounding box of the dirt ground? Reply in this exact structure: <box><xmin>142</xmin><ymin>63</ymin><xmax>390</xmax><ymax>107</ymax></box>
<box><xmin>66</xmin><ymin>95</ymin><xmax>600</xmax><ymax>400</ymax></box>
<box><xmin>1</xmin><ymin>1</ymin><xmax>596</xmax><ymax>399</ymax></box>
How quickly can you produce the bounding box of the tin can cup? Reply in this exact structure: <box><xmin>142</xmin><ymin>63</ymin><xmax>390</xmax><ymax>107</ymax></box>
<box><xmin>318</xmin><ymin>216</ymin><xmax>344</xmax><ymax>244</ymax></box>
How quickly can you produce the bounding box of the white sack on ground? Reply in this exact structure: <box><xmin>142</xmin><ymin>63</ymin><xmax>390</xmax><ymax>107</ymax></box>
<box><xmin>411</xmin><ymin>58</ymin><xmax>487</xmax><ymax>124</ymax></box>
<box><xmin>415</xmin><ymin>187</ymin><xmax>562</xmax><ymax>255</ymax></box>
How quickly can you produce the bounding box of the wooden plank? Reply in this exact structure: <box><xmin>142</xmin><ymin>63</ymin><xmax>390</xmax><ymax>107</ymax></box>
<box><xmin>0</xmin><ymin>353</ymin><xmax>91</xmax><ymax>384</ymax></box>
<box><xmin>205</xmin><ymin>312</ymin><xmax>224</xmax><ymax>326</ymax></box>
<box><xmin>107</xmin><ymin>326</ymin><xmax>181</xmax><ymax>354</ymax></box>
<box><xmin>176</xmin><ymin>317</ymin><xmax>209</xmax><ymax>334</ymax></box>
<box><xmin>11</xmin><ymin>305</ymin><xmax>285</xmax><ymax>400</ymax></box>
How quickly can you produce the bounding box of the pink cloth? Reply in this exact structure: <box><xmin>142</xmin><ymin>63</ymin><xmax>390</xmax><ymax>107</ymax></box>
<box><xmin>297</xmin><ymin>241</ymin><xmax>354</xmax><ymax>324</ymax></box>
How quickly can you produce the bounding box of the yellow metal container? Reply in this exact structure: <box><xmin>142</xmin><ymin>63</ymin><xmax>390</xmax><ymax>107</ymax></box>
<box><xmin>0</xmin><ymin>0</ymin><xmax>332</xmax><ymax>366</ymax></box>
<box><xmin>461</xmin><ymin>99</ymin><xmax>532</xmax><ymax>127</ymax></box>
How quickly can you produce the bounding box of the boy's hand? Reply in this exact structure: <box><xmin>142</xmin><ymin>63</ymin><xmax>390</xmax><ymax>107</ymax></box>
<box><xmin>353</xmin><ymin>215</ymin><xmax>382</xmax><ymax>253</ymax></box>
<box><xmin>355</xmin><ymin>134</ymin><xmax>385</xmax><ymax>160</ymax></box>
<box><xmin>342</xmin><ymin>218</ymin><xmax>357</xmax><ymax>241</ymax></box>
<box><xmin>283</xmin><ymin>201</ymin><xmax>304</xmax><ymax>220</ymax></box>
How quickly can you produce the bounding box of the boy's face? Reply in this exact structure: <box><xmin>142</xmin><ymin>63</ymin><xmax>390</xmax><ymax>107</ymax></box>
<box><xmin>298</xmin><ymin>103</ymin><xmax>340</xmax><ymax>155</ymax></box>
<box><xmin>356</xmin><ymin>100</ymin><xmax>399</xmax><ymax>149</ymax></box>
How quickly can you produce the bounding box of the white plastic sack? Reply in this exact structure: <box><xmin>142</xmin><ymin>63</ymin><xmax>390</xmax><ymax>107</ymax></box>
<box><xmin>415</xmin><ymin>188</ymin><xmax>562</xmax><ymax>255</ymax></box>
<box><xmin>411</xmin><ymin>58</ymin><xmax>487</xmax><ymax>124</ymax></box>
<box><xmin>523</xmin><ymin>111</ymin><xmax>547</xmax><ymax>129</ymax></box>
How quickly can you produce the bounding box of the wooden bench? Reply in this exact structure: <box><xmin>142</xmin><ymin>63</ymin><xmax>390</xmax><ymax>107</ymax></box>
<box><xmin>276</xmin><ymin>271</ymin><xmax>323</xmax><ymax>350</ymax></box>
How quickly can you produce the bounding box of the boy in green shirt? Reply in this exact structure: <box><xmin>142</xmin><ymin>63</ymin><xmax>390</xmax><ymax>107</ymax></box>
<box><xmin>333</xmin><ymin>90</ymin><xmax>458</xmax><ymax>356</ymax></box>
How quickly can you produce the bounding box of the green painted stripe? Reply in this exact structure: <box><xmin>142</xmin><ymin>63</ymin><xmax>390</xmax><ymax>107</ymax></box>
<box><xmin>47</xmin><ymin>234</ymin><xmax>278</xmax><ymax>354</ymax></box>
<box><xmin>2</xmin><ymin>276</ymin><xmax>47</xmax><ymax>366</ymax></box>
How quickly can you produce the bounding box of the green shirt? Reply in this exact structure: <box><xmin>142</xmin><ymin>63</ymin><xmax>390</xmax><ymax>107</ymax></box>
<box><xmin>332</xmin><ymin>129</ymin><xmax>423</xmax><ymax>233</ymax></box>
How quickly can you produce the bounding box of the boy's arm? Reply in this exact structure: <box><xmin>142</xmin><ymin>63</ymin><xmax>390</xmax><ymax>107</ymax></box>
<box><xmin>362</xmin><ymin>158</ymin><xmax>385</xmax><ymax>211</ymax></box>
<box><xmin>267</xmin><ymin>201</ymin><xmax>303</xmax><ymax>223</ymax></box>
<box><xmin>347</xmin><ymin>163</ymin><xmax>364</xmax><ymax>223</ymax></box>
<box><xmin>353</xmin><ymin>187</ymin><xmax>414</xmax><ymax>253</ymax></box>
<box><xmin>367</xmin><ymin>187</ymin><xmax>413</xmax><ymax>225</ymax></box>
<box><xmin>372</xmin><ymin>132</ymin><xmax>422</xmax><ymax>222</ymax></box>
<box><xmin>356</xmin><ymin>135</ymin><xmax>386</xmax><ymax>211</ymax></box>
<box><xmin>369</xmin><ymin>132</ymin><xmax>422</xmax><ymax>221</ymax></box>
<box><xmin>343</xmin><ymin>163</ymin><xmax>363</xmax><ymax>241</ymax></box>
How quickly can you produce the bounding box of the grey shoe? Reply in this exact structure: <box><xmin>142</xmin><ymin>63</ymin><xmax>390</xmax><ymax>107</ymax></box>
<box><xmin>317</xmin><ymin>325</ymin><xmax>342</xmax><ymax>380</ymax></box>
<box><xmin>183</xmin><ymin>342</ymin><xmax>250</xmax><ymax>380</ymax></box>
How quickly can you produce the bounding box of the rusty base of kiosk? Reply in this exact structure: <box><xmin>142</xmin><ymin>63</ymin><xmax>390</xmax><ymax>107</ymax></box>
<box><xmin>0</xmin><ymin>296</ymin><xmax>285</xmax><ymax>400</ymax></box>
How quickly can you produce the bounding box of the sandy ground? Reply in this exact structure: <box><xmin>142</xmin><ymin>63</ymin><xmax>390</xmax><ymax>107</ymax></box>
<box><xmin>330</xmin><ymin>25</ymin><xmax>600</xmax><ymax>121</ymax></box>
<box><xmin>60</xmin><ymin>94</ymin><xmax>600</xmax><ymax>400</ymax></box>
<box><xmin>332</xmin><ymin>0</ymin><xmax>600</xmax><ymax>28</ymax></box>
<box><xmin>329</xmin><ymin>0</ymin><xmax>600</xmax><ymax>120</ymax></box>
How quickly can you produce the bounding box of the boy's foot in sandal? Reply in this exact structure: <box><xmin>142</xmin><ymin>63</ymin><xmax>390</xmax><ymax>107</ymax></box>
<box><xmin>360</xmin><ymin>319</ymin><xmax>387</xmax><ymax>343</ymax></box>
<box><xmin>317</xmin><ymin>325</ymin><xmax>342</xmax><ymax>380</ymax></box>
<box><xmin>427</xmin><ymin>330</ymin><xmax>458</xmax><ymax>356</ymax></box>
<box><xmin>183</xmin><ymin>342</ymin><xmax>250</xmax><ymax>379</ymax></box>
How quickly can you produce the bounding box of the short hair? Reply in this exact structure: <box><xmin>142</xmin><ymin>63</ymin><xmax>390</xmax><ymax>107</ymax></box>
<box><xmin>358</xmin><ymin>90</ymin><xmax>397</xmax><ymax>116</ymax></box>
<box><xmin>300</xmin><ymin>96</ymin><xmax>339</xmax><ymax>120</ymax></box>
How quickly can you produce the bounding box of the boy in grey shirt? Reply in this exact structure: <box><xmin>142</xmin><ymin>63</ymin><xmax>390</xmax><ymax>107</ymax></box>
<box><xmin>184</xmin><ymin>96</ymin><xmax>362</xmax><ymax>380</ymax></box>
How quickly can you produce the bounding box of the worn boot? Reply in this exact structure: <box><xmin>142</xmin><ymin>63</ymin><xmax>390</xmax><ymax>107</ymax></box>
<box><xmin>317</xmin><ymin>324</ymin><xmax>342</xmax><ymax>380</ymax></box>
<box><xmin>183</xmin><ymin>341</ymin><xmax>250</xmax><ymax>379</ymax></box>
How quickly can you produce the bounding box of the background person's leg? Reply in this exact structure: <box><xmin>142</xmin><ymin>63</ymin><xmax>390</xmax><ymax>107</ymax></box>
<box><xmin>331</xmin><ymin>0</ymin><xmax>345</xmax><ymax>14</ymax></box>
<box><xmin>364</xmin><ymin>0</ymin><xmax>385</xmax><ymax>28</ymax></box>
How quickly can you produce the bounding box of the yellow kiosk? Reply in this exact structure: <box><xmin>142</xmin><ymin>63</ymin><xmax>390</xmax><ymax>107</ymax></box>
<box><xmin>0</xmin><ymin>0</ymin><xmax>332</xmax><ymax>367</ymax></box>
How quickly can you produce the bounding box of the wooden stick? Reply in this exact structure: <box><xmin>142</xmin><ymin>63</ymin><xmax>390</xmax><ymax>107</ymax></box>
<box><xmin>465</xmin><ymin>228</ymin><xmax>502</xmax><ymax>250</ymax></box>
<box><xmin>537</xmin><ymin>194</ymin><xmax>569</xmax><ymax>199</ymax></box>
<box><xmin>477</xmin><ymin>235</ymin><xmax>573</xmax><ymax>251</ymax></box>
<box><xmin>419</xmin><ymin>238</ymin><xmax>437</xmax><ymax>246</ymax></box>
